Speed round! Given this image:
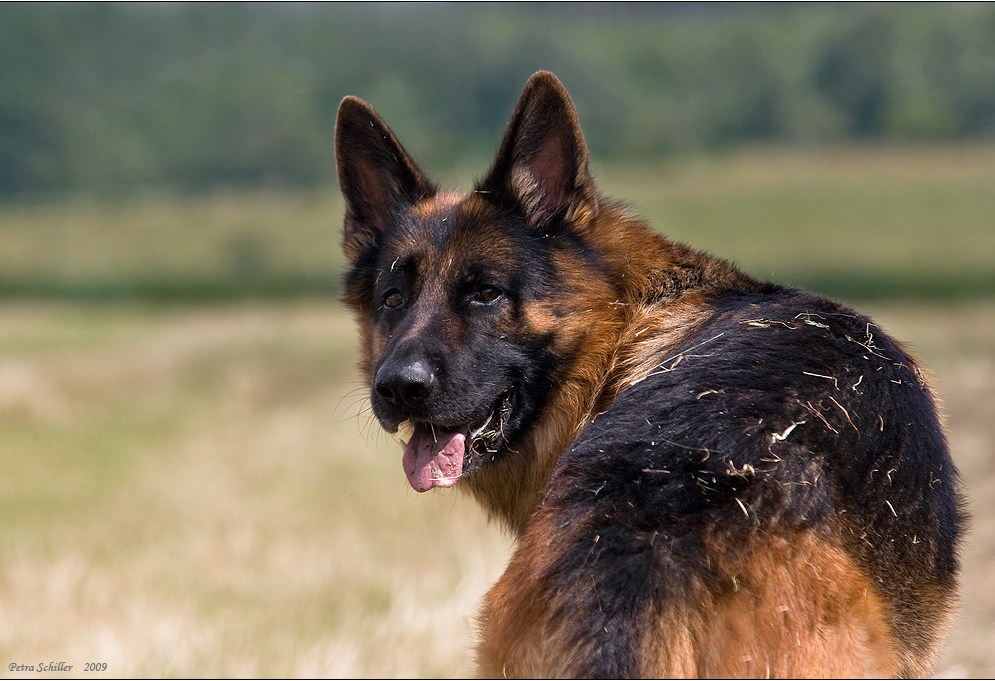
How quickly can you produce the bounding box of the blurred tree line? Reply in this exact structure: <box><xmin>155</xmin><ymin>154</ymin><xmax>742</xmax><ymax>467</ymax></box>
<box><xmin>2</xmin><ymin>2</ymin><xmax>995</xmax><ymax>199</ymax></box>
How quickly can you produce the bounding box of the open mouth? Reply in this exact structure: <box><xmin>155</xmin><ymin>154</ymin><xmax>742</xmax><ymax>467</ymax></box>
<box><xmin>401</xmin><ymin>391</ymin><xmax>512</xmax><ymax>492</ymax></box>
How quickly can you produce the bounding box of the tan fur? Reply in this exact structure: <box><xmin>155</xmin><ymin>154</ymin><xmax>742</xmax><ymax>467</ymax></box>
<box><xmin>475</xmin><ymin>505</ymin><xmax>596</xmax><ymax>678</ymax></box>
<box><xmin>411</xmin><ymin>190</ymin><xmax>462</xmax><ymax>218</ymax></box>
<box><xmin>463</xmin><ymin>201</ymin><xmax>753</xmax><ymax>534</ymax></box>
<box><xmin>690</xmin><ymin>532</ymin><xmax>898</xmax><ymax>678</ymax></box>
<box><xmin>461</xmin><ymin>199</ymin><xmax>631</xmax><ymax>532</ymax></box>
<box><xmin>477</xmin><ymin>523</ymin><xmax>899</xmax><ymax>679</ymax></box>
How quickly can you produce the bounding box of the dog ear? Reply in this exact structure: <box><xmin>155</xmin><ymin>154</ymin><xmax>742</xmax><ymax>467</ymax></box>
<box><xmin>477</xmin><ymin>71</ymin><xmax>598</xmax><ymax>229</ymax></box>
<box><xmin>335</xmin><ymin>97</ymin><xmax>437</xmax><ymax>262</ymax></box>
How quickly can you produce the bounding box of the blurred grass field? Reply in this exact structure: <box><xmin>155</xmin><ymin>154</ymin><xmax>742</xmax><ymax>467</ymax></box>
<box><xmin>1</xmin><ymin>146</ymin><xmax>993</xmax><ymax>677</ymax></box>
<box><xmin>2</xmin><ymin>144</ymin><xmax>993</xmax><ymax>301</ymax></box>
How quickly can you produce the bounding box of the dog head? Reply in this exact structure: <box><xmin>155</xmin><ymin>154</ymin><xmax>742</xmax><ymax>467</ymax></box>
<box><xmin>336</xmin><ymin>72</ymin><xmax>617</xmax><ymax>492</ymax></box>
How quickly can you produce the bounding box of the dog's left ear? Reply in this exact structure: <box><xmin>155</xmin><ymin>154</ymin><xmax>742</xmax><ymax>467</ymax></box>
<box><xmin>477</xmin><ymin>71</ymin><xmax>598</xmax><ymax>229</ymax></box>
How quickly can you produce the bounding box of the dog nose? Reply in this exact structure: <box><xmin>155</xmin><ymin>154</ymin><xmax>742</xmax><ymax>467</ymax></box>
<box><xmin>374</xmin><ymin>359</ymin><xmax>437</xmax><ymax>408</ymax></box>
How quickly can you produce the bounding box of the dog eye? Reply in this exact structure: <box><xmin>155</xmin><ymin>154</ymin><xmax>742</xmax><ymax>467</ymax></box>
<box><xmin>383</xmin><ymin>290</ymin><xmax>403</xmax><ymax>309</ymax></box>
<box><xmin>476</xmin><ymin>286</ymin><xmax>502</xmax><ymax>303</ymax></box>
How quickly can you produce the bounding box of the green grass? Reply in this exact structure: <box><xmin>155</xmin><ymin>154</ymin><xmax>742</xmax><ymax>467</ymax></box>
<box><xmin>0</xmin><ymin>144</ymin><xmax>992</xmax><ymax>302</ymax></box>
<box><xmin>0</xmin><ymin>191</ymin><xmax>347</xmax><ymax>300</ymax></box>
<box><xmin>594</xmin><ymin>144</ymin><xmax>995</xmax><ymax>299</ymax></box>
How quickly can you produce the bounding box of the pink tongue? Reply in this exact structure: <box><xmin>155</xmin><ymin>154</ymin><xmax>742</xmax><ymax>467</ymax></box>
<box><xmin>402</xmin><ymin>424</ymin><xmax>465</xmax><ymax>492</ymax></box>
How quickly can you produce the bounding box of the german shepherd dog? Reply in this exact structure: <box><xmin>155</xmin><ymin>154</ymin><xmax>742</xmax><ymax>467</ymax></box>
<box><xmin>335</xmin><ymin>72</ymin><xmax>963</xmax><ymax>678</ymax></box>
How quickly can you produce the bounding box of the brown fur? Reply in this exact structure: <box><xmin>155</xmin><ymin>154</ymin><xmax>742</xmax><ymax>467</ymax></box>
<box><xmin>336</xmin><ymin>71</ymin><xmax>963</xmax><ymax>679</ymax></box>
<box><xmin>462</xmin><ymin>198</ymin><xmax>756</xmax><ymax>534</ymax></box>
<box><xmin>479</xmin><ymin>522</ymin><xmax>899</xmax><ymax>678</ymax></box>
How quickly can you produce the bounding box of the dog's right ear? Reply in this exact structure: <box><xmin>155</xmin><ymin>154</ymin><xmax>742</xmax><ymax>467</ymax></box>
<box><xmin>335</xmin><ymin>97</ymin><xmax>437</xmax><ymax>262</ymax></box>
<box><xmin>477</xmin><ymin>72</ymin><xmax>598</xmax><ymax>230</ymax></box>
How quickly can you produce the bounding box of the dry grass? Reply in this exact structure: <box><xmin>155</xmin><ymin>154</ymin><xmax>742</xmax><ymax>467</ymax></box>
<box><xmin>0</xmin><ymin>302</ymin><xmax>510</xmax><ymax>678</ymax></box>
<box><xmin>0</xmin><ymin>300</ymin><xmax>992</xmax><ymax>678</ymax></box>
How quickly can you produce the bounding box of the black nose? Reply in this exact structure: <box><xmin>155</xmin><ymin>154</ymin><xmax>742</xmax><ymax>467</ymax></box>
<box><xmin>374</xmin><ymin>359</ymin><xmax>437</xmax><ymax>408</ymax></box>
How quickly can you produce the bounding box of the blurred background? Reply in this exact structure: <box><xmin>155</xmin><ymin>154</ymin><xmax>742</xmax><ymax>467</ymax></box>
<box><xmin>0</xmin><ymin>3</ymin><xmax>992</xmax><ymax>677</ymax></box>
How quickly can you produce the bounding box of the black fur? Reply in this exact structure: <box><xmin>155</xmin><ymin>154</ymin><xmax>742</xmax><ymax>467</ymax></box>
<box><xmin>535</xmin><ymin>289</ymin><xmax>962</xmax><ymax>672</ymax></box>
<box><xmin>342</xmin><ymin>191</ymin><xmax>614</xmax><ymax>470</ymax></box>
